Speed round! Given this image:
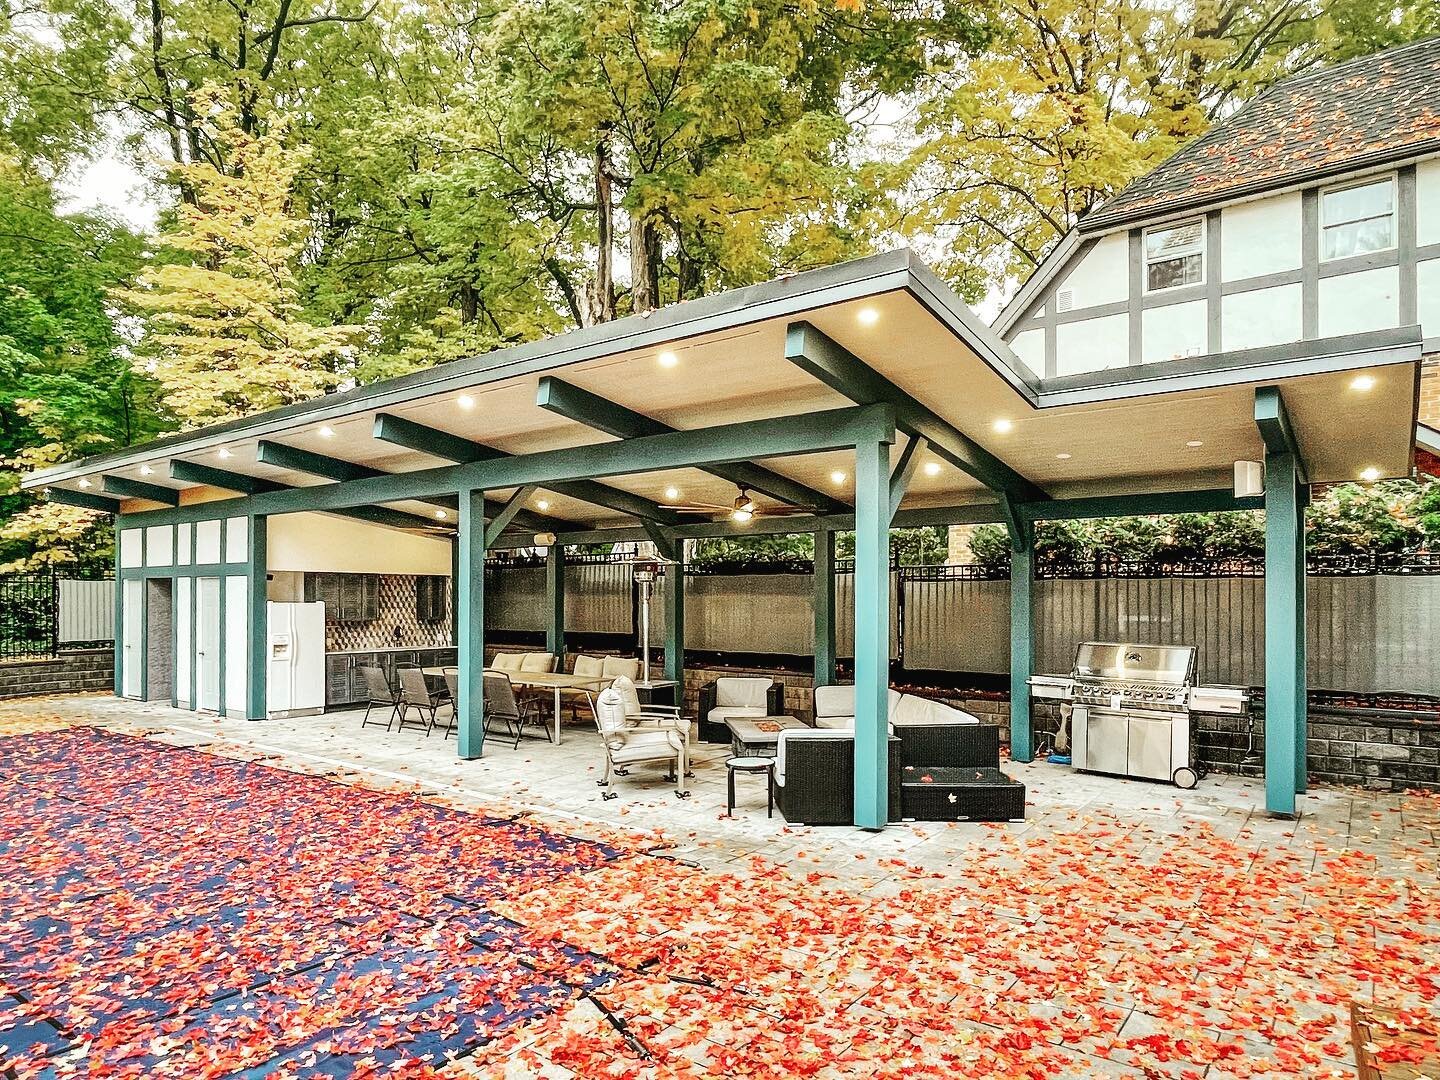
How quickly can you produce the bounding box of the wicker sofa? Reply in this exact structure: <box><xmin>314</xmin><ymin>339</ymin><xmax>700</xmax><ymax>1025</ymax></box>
<box><xmin>898</xmin><ymin>724</ymin><xmax>1026</xmax><ymax>821</ymax></box>
<box><xmin>773</xmin><ymin>729</ymin><xmax>903</xmax><ymax>826</ymax></box>
<box><xmin>698</xmin><ymin>677</ymin><xmax>786</xmax><ymax>743</ymax></box>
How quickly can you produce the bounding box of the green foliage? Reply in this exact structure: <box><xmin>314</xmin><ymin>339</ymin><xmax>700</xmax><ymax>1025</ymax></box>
<box><xmin>966</xmin><ymin>480</ymin><xmax>1438</xmax><ymax>574</ymax></box>
<box><xmin>0</xmin><ymin>160</ymin><xmax>161</xmax><ymax>568</ymax></box>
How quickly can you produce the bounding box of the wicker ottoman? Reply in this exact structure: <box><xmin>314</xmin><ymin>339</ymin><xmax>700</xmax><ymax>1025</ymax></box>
<box><xmin>900</xmin><ymin>766</ymin><xmax>1026</xmax><ymax>822</ymax></box>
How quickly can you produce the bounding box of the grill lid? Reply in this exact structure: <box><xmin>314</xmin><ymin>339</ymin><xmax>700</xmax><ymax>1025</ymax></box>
<box><xmin>1072</xmin><ymin>642</ymin><xmax>1196</xmax><ymax>686</ymax></box>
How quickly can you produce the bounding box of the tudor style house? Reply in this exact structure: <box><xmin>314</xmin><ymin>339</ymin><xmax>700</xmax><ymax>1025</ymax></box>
<box><xmin>994</xmin><ymin>37</ymin><xmax>1440</xmax><ymax>436</ymax></box>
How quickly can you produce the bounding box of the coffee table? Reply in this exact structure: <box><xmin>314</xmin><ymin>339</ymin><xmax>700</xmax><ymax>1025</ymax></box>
<box><xmin>724</xmin><ymin>715</ymin><xmax>806</xmax><ymax>757</ymax></box>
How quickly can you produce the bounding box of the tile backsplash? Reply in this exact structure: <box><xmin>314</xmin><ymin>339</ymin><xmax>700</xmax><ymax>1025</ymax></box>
<box><xmin>323</xmin><ymin>574</ymin><xmax>453</xmax><ymax>652</ymax></box>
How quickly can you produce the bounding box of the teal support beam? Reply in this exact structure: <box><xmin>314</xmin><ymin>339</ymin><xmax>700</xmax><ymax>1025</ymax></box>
<box><xmin>813</xmin><ymin>530</ymin><xmax>836</xmax><ymax>686</ymax></box>
<box><xmin>484</xmin><ymin>485</ymin><xmax>538</xmax><ymax>546</ymax></box>
<box><xmin>888</xmin><ymin>435</ymin><xmax>925</xmax><ymax>522</ymax></box>
<box><xmin>664</xmin><ymin>543</ymin><xmax>685</xmax><ymax>685</ymax></box>
<box><xmin>1006</xmin><ymin>498</ymin><xmax>1035</xmax><ymax>763</ymax></box>
<box><xmin>785</xmin><ymin>321</ymin><xmax>1047</xmax><ymax>502</ymax></box>
<box><xmin>1296</xmin><ymin>483</ymin><xmax>1309</xmax><ymax>794</ymax></box>
<box><xmin>1020</xmin><ymin>488</ymin><xmax>1264</xmax><ymax>522</ymax></box>
<box><xmin>456</xmin><ymin>488</ymin><xmax>486</xmax><ymax>759</ymax></box>
<box><xmin>536</xmin><ymin>376</ymin><xmax>847</xmax><ymax>512</ymax></box>
<box><xmin>46</xmin><ymin>487</ymin><xmax>122</xmax><ymax>513</ymax></box>
<box><xmin>372</xmin><ymin>413</ymin><xmax>683</xmax><ymax>525</ymax></box>
<box><xmin>245</xmin><ymin>515</ymin><xmax>268</xmax><ymax>721</ymax></box>
<box><xmin>102</xmin><ymin>475</ymin><xmax>179</xmax><ymax>506</ymax></box>
<box><xmin>640</xmin><ymin>520</ymin><xmax>678</xmax><ymax>562</ymax></box>
<box><xmin>852</xmin><ymin>433</ymin><xmax>894</xmax><ymax>830</ymax></box>
<box><xmin>546</xmin><ymin>544</ymin><xmax>565</xmax><ymax>658</ymax></box>
<box><xmin>1257</xmin><ymin>385</ymin><xmax>1306</xmax><ymax>816</ymax></box>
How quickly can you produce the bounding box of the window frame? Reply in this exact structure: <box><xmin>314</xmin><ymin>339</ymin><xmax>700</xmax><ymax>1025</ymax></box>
<box><xmin>1319</xmin><ymin>174</ymin><xmax>1397</xmax><ymax>262</ymax></box>
<box><xmin>1142</xmin><ymin>218</ymin><xmax>1207</xmax><ymax>294</ymax></box>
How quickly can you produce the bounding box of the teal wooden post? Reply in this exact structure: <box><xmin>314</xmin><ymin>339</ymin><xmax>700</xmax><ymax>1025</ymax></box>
<box><xmin>1264</xmin><ymin>452</ymin><xmax>1302</xmax><ymax>815</ymax></box>
<box><xmin>456</xmin><ymin>488</ymin><xmax>486</xmax><ymax>759</ymax></box>
<box><xmin>664</xmin><ymin>543</ymin><xmax>685</xmax><ymax>685</ymax></box>
<box><xmin>813</xmin><ymin>530</ymin><xmax>836</xmax><ymax>687</ymax></box>
<box><xmin>112</xmin><ymin>529</ymin><xmax>123</xmax><ymax>695</ymax></box>
<box><xmin>1296</xmin><ymin>486</ymin><xmax>1309</xmax><ymax>793</ymax></box>
<box><xmin>546</xmin><ymin>543</ymin><xmax>565</xmax><ymax>658</ymax></box>
<box><xmin>852</xmin><ymin>436</ymin><xmax>891</xmax><ymax>829</ymax></box>
<box><xmin>1008</xmin><ymin>522</ymin><xmax>1035</xmax><ymax>763</ymax></box>
<box><xmin>245</xmin><ymin>514</ymin><xmax>268</xmax><ymax>720</ymax></box>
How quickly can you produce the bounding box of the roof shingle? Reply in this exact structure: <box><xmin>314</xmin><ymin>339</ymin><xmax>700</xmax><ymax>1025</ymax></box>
<box><xmin>1081</xmin><ymin>37</ymin><xmax>1440</xmax><ymax>232</ymax></box>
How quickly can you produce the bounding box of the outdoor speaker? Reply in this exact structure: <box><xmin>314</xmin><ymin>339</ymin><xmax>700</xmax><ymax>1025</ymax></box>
<box><xmin>1233</xmin><ymin>460</ymin><xmax>1264</xmax><ymax>498</ymax></box>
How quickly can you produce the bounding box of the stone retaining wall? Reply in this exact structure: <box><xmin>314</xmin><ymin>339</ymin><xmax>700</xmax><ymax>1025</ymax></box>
<box><xmin>0</xmin><ymin>649</ymin><xmax>114</xmax><ymax>700</ymax></box>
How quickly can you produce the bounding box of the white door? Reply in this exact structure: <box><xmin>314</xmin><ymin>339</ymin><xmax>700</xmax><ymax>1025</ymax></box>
<box><xmin>121</xmin><ymin>579</ymin><xmax>143</xmax><ymax>699</ymax></box>
<box><xmin>196</xmin><ymin>577</ymin><xmax>221</xmax><ymax>712</ymax></box>
<box><xmin>175</xmin><ymin>577</ymin><xmax>192</xmax><ymax>708</ymax></box>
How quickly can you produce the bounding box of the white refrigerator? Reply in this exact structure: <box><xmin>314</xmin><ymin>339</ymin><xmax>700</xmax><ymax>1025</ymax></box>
<box><xmin>267</xmin><ymin>601</ymin><xmax>326</xmax><ymax>718</ymax></box>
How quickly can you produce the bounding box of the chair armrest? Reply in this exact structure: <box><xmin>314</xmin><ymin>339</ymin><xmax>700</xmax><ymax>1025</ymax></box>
<box><xmin>698</xmin><ymin>680</ymin><xmax>719</xmax><ymax>719</ymax></box>
<box><xmin>766</xmin><ymin>681</ymin><xmax>785</xmax><ymax>716</ymax></box>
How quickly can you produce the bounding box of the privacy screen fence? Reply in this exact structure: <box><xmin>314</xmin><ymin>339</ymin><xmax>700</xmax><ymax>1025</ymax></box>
<box><xmin>483</xmin><ymin>553</ymin><xmax>1440</xmax><ymax>696</ymax></box>
<box><xmin>0</xmin><ymin>571</ymin><xmax>114</xmax><ymax>661</ymax></box>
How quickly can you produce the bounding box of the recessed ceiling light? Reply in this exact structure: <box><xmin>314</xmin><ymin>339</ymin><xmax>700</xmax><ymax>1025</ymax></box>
<box><xmin>856</xmin><ymin>307</ymin><xmax>879</xmax><ymax>326</ymax></box>
<box><xmin>657</xmin><ymin>350</ymin><xmax>679</xmax><ymax>368</ymax></box>
<box><xmin>664</xmin><ymin>486</ymin><xmax>680</xmax><ymax>501</ymax></box>
<box><xmin>1186</xmin><ymin>440</ymin><xmax>1204</xmax><ymax>448</ymax></box>
<box><xmin>318</xmin><ymin>426</ymin><xmax>335</xmax><ymax>438</ymax></box>
<box><xmin>139</xmin><ymin>465</ymin><xmax>154</xmax><ymax>476</ymax></box>
<box><xmin>923</xmin><ymin>462</ymin><xmax>941</xmax><ymax>476</ymax></box>
<box><xmin>1056</xmin><ymin>452</ymin><xmax>1072</xmax><ymax>461</ymax></box>
<box><xmin>78</xmin><ymin>478</ymin><xmax>92</xmax><ymax>488</ymax></box>
<box><xmin>830</xmin><ymin>470</ymin><xmax>847</xmax><ymax>485</ymax></box>
<box><xmin>1359</xmin><ymin>466</ymin><xmax>1380</xmax><ymax>481</ymax></box>
<box><xmin>993</xmin><ymin>418</ymin><xmax>1014</xmax><ymax>434</ymax></box>
<box><xmin>433</xmin><ymin>509</ymin><xmax>447</xmax><ymax>520</ymax></box>
<box><xmin>457</xmin><ymin>394</ymin><xmax>475</xmax><ymax>410</ymax></box>
<box><xmin>1350</xmin><ymin>374</ymin><xmax>1376</xmax><ymax>392</ymax></box>
<box><xmin>536</xmin><ymin>499</ymin><xmax>550</xmax><ymax>511</ymax></box>
<box><xmin>217</xmin><ymin>447</ymin><xmax>233</xmax><ymax>459</ymax></box>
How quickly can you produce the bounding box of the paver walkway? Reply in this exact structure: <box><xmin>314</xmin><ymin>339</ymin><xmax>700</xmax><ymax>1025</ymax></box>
<box><xmin>0</xmin><ymin>695</ymin><xmax>1436</xmax><ymax>1078</ymax></box>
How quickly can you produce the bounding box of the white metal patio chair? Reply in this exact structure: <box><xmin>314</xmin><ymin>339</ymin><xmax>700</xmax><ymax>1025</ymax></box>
<box><xmin>593</xmin><ymin>687</ymin><xmax>689</xmax><ymax>799</ymax></box>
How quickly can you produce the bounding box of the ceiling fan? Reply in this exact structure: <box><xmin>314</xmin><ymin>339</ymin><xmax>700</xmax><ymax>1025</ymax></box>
<box><xmin>665</xmin><ymin>486</ymin><xmax>818</xmax><ymax>523</ymax></box>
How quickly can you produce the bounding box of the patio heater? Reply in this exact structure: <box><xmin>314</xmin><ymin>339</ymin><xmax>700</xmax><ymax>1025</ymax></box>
<box><xmin>632</xmin><ymin>559</ymin><xmax>662</xmax><ymax>685</ymax></box>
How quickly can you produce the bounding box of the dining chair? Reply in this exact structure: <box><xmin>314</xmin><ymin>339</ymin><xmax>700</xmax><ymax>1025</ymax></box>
<box><xmin>396</xmin><ymin>666</ymin><xmax>451</xmax><ymax>736</ymax></box>
<box><xmin>359</xmin><ymin>665</ymin><xmax>401</xmax><ymax>730</ymax></box>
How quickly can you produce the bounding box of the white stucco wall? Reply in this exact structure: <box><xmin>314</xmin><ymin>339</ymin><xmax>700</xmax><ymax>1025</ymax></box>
<box><xmin>1056</xmin><ymin>314</ymin><xmax>1128</xmax><ymax>375</ymax></box>
<box><xmin>1010</xmin><ymin>328</ymin><xmax>1044</xmax><ymax>375</ymax></box>
<box><xmin>267</xmin><ymin>512</ymin><xmax>452</xmax><ymax>575</ymax></box>
<box><xmin>1221</xmin><ymin>193</ymin><xmax>1302</xmax><ymax>280</ymax></box>
<box><xmin>1419</xmin><ymin>258</ymin><xmax>1440</xmax><ymax>337</ymax></box>
<box><xmin>1058</xmin><ymin>233</ymin><xmax>1129</xmax><ymax>310</ymax></box>
<box><xmin>1222</xmin><ymin>284</ymin><xmax>1304</xmax><ymax>352</ymax></box>
<box><xmin>1318</xmin><ymin>265</ymin><xmax>1400</xmax><ymax>337</ymax></box>
<box><xmin>1142</xmin><ymin>300</ymin><xmax>1207</xmax><ymax>363</ymax></box>
<box><xmin>1417</xmin><ymin>158</ymin><xmax>1440</xmax><ymax>247</ymax></box>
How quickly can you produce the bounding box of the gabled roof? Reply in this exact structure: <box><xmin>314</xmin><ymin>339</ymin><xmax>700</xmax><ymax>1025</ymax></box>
<box><xmin>1081</xmin><ymin>36</ymin><xmax>1440</xmax><ymax>233</ymax></box>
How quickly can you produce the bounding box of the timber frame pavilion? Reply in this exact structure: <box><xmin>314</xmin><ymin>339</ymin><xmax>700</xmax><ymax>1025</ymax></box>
<box><xmin>24</xmin><ymin>250</ymin><xmax>1423</xmax><ymax>823</ymax></box>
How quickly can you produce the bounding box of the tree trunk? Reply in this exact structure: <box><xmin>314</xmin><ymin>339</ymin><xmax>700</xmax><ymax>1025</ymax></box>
<box><xmin>584</xmin><ymin>133</ymin><xmax>617</xmax><ymax>326</ymax></box>
<box><xmin>630</xmin><ymin>211</ymin><xmax>659</xmax><ymax>314</ymax></box>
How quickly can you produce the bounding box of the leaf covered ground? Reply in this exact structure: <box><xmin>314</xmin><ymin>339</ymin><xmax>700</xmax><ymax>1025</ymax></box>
<box><xmin>0</xmin><ymin>723</ymin><xmax>1436</xmax><ymax>1079</ymax></box>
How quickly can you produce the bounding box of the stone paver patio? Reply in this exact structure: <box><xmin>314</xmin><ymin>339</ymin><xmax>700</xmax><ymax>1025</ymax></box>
<box><xmin>1</xmin><ymin>693</ymin><xmax>1437</xmax><ymax>1078</ymax></box>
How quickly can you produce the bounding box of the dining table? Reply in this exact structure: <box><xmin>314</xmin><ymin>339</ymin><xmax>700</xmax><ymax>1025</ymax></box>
<box><xmin>420</xmin><ymin>667</ymin><xmax>610</xmax><ymax>743</ymax></box>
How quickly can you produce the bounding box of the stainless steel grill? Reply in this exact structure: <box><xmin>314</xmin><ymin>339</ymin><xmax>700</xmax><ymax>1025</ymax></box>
<box><xmin>1029</xmin><ymin>641</ymin><xmax>1247</xmax><ymax>789</ymax></box>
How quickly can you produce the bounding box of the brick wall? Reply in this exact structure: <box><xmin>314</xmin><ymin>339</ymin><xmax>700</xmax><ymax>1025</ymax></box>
<box><xmin>0</xmin><ymin>649</ymin><xmax>114</xmax><ymax>700</ymax></box>
<box><xmin>1421</xmin><ymin>355</ymin><xmax>1440</xmax><ymax>427</ymax></box>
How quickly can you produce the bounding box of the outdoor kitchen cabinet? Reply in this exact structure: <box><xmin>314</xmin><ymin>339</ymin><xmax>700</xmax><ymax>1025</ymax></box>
<box><xmin>304</xmin><ymin>573</ymin><xmax>380</xmax><ymax>622</ymax></box>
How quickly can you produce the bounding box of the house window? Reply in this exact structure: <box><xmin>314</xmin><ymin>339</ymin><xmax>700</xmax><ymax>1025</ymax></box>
<box><xmin>1144</xmin><ymin>219</ymin><xmax>1205</xmax><ymax>291</ymax></box>
<box><xmin>1320</xmin><ymin>177</ymin><xmax>1395</xmax><ymax>260</ymax></box>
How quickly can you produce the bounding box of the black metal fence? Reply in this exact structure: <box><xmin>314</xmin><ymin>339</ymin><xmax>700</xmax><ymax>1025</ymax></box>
<box><xmin>0</xmin><ymin>570</ymin><xmax>114</xmax><ymax>661</ymax></box>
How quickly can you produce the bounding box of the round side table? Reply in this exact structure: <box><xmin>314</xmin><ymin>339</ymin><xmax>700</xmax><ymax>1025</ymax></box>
<box><xmin>725</xmin><ymin>756</ymin><xmax>774</xmax><ymax>817</ymax></box>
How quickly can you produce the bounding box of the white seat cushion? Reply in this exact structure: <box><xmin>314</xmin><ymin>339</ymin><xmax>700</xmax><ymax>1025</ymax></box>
<box><xmin>890</xmin><ymin>694</ymin><xmax>980</xmax><ymax>726</ymax></box>
<box><xmin>573</xmin><ymin>655</ymin><xmax>604</xmax><ymax>677</ymax></box>
<box><xmin>707</xmin><ymin>705</ymin><xmax>768</xmax><ymax>727</ymax></box>
<box><xmin>610</xmin><ymin>728</ymin><xmax>683</xmax><ymax>763</ymax></box>
<box><xmin>520</xmin><ymin>652</ymin><xmax>555</xmax><ymax>673</ymax></box>
<box><xmin>601</xmin><ymin>656</ymin><xmax>641</xmax><ymax>681</ymax></box>
<box><xmin>491</xmin><ymin>653</ymin><xmax>524</xmax><ymax>673</ymax></box>
<box><xmin>715</xmin><ymin>677</ymin><xmax>772</xmax><ymax>709</ymax></box>
<box><xmin>813</xmin><ymin>684</ymin><xmax>854</xmax><ymax>724</ymax></box>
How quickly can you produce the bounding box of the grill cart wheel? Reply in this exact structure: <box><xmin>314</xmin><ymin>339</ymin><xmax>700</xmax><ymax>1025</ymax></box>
<box><xmin>1172</xmin><ymin>766</ymin><xmax>1198</xmax><ymax>790</ymax></box>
